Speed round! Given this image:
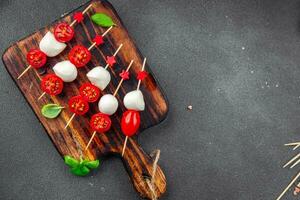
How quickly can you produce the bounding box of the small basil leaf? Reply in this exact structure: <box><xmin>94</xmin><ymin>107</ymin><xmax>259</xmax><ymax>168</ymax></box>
<box><xmin>91</xmin><ymin>13</ymin><xmax>115</xmax><ymax>27</ymax></box>
<box><xmin>80</xmin><ymin>166</ymin><xmax>91</xmax><ymax>176</ymax></box>
<box><xmin>85</xmin><ymin>160</ymin><xmax>100</xmax><ymax>169</ymax></box>
<box><xmin>70</xmin><ymin>165</ymin><xmax>90</xmax><ymax>176</ymax></box>
<box><xmin>64</xmin><ymin>156</ymin><xmax>79</xmax><ymax>168</ymax></box>
<box><xmin>81</xmin><ymin>159</ymin><xmax>89</xmax><ymax>166</ymax></box>
<box><xmin>41</xmin><ymin>104</ymin><xmax>63</xmax><ymax>119</ymax></box>
<box><xmin>70</xmin><ymin>167</ymin><xmax>85</xmax><ymax>176</ymax></box>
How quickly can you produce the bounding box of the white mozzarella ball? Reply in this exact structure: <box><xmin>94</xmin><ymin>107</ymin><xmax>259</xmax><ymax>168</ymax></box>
<box><xmin>53</xmin><ymin>60</ymin><xmax>78</xmax><ymax>82</ymax></box>
<box><xmin>39</xmin><ymin>31</ymin><xmax>67</xmax><ymax>57</ymax></box>
<box><xmin>87</xmin><ymin>66</ymin><xmax>111</xmax><ymax>90</ymax></box>
<box><xmin>98</xmin><ymin>94</ymin><xmax>119</xmax><ymax>115</ymax></box>
<box><xmin>123</xmin><ymin>90</ymin><xmax>145</xmax><ymax>111</ymax></box>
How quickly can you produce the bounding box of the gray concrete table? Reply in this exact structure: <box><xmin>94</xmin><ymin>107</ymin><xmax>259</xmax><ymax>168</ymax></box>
<box><xmin>0</xmin><ymin>0</ymin><xmax>299</xmax><ymax>199</ymax></box>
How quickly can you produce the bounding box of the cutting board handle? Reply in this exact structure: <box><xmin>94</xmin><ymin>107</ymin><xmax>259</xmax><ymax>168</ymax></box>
<box><xmin>120</xmin><ymin>138</ymin><xmax>166</xmax><ymax>199</ymax></box>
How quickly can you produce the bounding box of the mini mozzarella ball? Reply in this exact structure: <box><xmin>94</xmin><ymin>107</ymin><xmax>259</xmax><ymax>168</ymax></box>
<box><xmin>123</xmin><ymin>90</ymin><xmax>145</xmax><ymax>111</ymax></box>
<box><xmin>39</xmin><ymin>31</ymin><xmax>67</xmax><ymax>57</ymax></box>
<box><xmin>87</xmin><ymin>66</ymin><xmax>111</xmax><ymax>90</ymax></box>
<box><xmin>53</xmin><ymin>60</ymin><xmax>77</xmax><ymax>82</ymax></box>
<box><xmin>98</xmin><ymin>94</ymin><xmax>119</xmax><ymax>115</ymax></box>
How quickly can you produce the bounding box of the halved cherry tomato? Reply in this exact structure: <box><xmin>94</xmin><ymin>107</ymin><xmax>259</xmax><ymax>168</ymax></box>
<box><xmin>68</xmin><ymin>95</ymin><xmax>89</xmax><ymax>115</ymax></box>
<box><xmin>54</xmin><ymin>22</ymin><xmax>75</xmax><ymax>43</ymax></box>
<box><xmin>90</xmin><ymin>113</ymin><xmax>111</xmax><ymax>133</ymax></box>
<box><xmin>68</xmin><ymin>45</ymin><xmax>91</xmax><ymax>68</ymax></box>
<box><xmin>121</xmin><ymin>110</ymin><xmax>141</xmax><ymax>137</ymax></box>
<box><xmin>41</xmin><ymin>74</ymin><xmax>63</xmax><ymax>95</ymax></box>
<box><xmin>27</xmin><ymin>49</ymin><xmax>47</xmax><ymax>69</ymax></box>
<box><xmin>79</xmin><ymin>83</ymin><xmax>101</xmax><ymax>103</ymax></box>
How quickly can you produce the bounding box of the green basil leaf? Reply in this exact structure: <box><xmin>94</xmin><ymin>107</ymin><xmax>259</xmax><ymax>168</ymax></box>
<box><xmin>91</xmin><ymin>13</ymin><xmax>115</xmax><ymax>27</ymax></box>
<box><xmin>70</xmin><ymin>166</ymin><xmax>90</xmax><ymax>176</ymax></box>
<box><xmin>41</xmin><ymin>104</ymin><xmax>63</xmax><ymax>119</ymax></box>
<box><xmin>80</xmin><ymin>166</ymin><xmax>91</xmax><ymax>176</ymax></box>
<box><xmin>64</xmin><ymin>156</ymin><xmax>79</xmax><ymax>168</ymax></box>
<box><xmin>85</xmin><ymin>160</ymin><xmax>100</xmax><ymax>169</ymax></box>
<box><xmin>65</xmin><ymin>157</ymin><xmax>99</xmax><ymax>176</ymax></box>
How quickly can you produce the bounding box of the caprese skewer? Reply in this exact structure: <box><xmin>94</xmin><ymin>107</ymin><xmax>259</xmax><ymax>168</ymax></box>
<box><xmin>121</xmin><ymin>58</ymin><xmax>148</xmax><ymax>156</ymax></box>
<box><xmin>85</xmin><ymin>60</ymin><xmax>134</xmax><ymax>150</ymax></box>
<box><xmin>17</xmin><ymin>4</ymin><xmax>93</xmax><ymax>79</ymax></box>
<box><xmin>38</xmin><ymin>27</ymin><xmax>113</xmax><ymax>100</ymax></box>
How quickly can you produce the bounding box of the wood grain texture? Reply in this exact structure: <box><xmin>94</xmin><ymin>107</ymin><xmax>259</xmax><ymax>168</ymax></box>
<box><xmin>2</xmin><ymin>0</ymin><xmax>168</xmax><ymax>199</ymax></box>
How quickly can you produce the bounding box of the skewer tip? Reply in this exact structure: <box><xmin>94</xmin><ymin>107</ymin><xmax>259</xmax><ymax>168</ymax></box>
<box><xmin>17</xmin><ymin>65</ymin><xmax>32</xmax><ymax>80</ymax></box>
<box><xmin>85</xmin><ymin>131</ymin><xmax>97</xmax><ymax>151</ymax></box>
<box><xmin>64</xmin><ymin>113</ymin><xmax>75</xmax><ymax>129</ymax></box>
<box><xmin>121</xmin><ymin>136</ymin><xmax>129</xmax><ymax>157</ymax></box>
<box><xmin>37</xmin><ymin>92</ymin><xmax>46</xmax><ymax>101</ymax></box>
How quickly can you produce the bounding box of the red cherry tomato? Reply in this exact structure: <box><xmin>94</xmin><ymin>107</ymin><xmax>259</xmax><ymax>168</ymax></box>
<box><xmin>121</xmin><ymin>110</ymin><xmax>141</xmax><ymax>137</ymax></box>
<box><xmin>69</xmin><ymin>45</ymin><xmax>91</xmax><ymax>68</ymax></box>
<box><xmin>68</xmin><ymin>95</ymin><xmax>89</xmax><ymax>115</ymax></box>
<box><xmin>79</xmin><ymin>83</ymin><xmax>101</xmax><ymax>103</ymax></box>
<box><xmin>41</xmin><ymin>74</ymin><xmax>63</xmax><ymax>95</ymax></box>
<box><xmin>26</xmin><ymin>49</ymin><xmax>47</xmax><ymax>69</ymax></box>
<box><xmin>90</xmin><ymin>113</ymin><xmax>111</xmax><ymax>133</ymax></box>
<box><xmin>54</xmin><ymin>22</ymin><xmax>75</xmax><ymax>43</ymax></box>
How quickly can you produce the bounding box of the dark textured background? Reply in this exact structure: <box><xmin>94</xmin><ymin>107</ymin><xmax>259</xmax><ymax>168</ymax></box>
<box><xmin>1</xmin><ymin>0</ymin><xmax>300</xmax><ymax>199</ymax></box>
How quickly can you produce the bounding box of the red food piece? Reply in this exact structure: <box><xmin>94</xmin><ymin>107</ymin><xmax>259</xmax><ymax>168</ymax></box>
<box><xmin>68</xmin><ymin>95</ymin><xmax>89</xmax><ymax>115</ymax></box>
<box><xmin>54</xmin><ymin>22</ymin><xmax>75</xmax><ymax>43</ymax></box>
<box><xmin>41</xmin><ymin>74</ymin><xmax>64</xmax><ymax>96</ymax></box>
<box><xmin>26</xmin><ymin>49</ymin><xmax>47</xmax><ymax>69</ymax></box>
<box><xmin>137</xmin><ymin>71</ymin><xmax>148</xmax><ymax>81</ymax></box>
<box><xmin>74</xmin><ymin>12</ymin><xmax>84</xmax><ymax>23</ymax></box>
<box><xmin>90</xmin><ymin>113</ymin><xmax>111</xmax><ymax>133</ymax></box>
<box><xmin>93</xmin><ymin>35</ymin><xmax>104</xmax><ymax>46</ymax></box>
<box><xmin>79</xmin><ymin>83</ymin><xmax>101</xmax><ymax>103</ymax></box>
<box><xmin>121</xmin><ymin>110</ymin><xmax>141</xmax><ymax>137</ymax></box>
<box><xmin>106</xmin><ymin>56</ymin><xmax>116</xmax><ymax>67</ymax></box>
<box><xmin>69</xmin><ymin>45</ymin><xmax>91</xmax><ymax>68</ymax></box>
<box><xmin>119</xmin><ymin>70</ymin><xmax>130</xmax><ymax>80</ymax></box>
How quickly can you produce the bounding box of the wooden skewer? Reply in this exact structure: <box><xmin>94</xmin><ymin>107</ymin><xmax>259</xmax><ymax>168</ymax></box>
<box><xmin>17</xmin><ymin>65</ymin><xmax>32</xmax><ymax>80</ymax></box>
<box><xmin>293</xmin><ymin>144</ymin><xmax>300</xmax><ymax>150</ymax></box>
<box><xmin>85</xmin><ymin>131</ymin><xmax>97</xmax><ymax>150</ymax></box>
<box><xmin>283</xmin><ymin>153</ymin><xmax>300</xmax><ymax>168</ymax></box>
<box><xmin>70</xmin><ymin>4</ymin><xmax>93</xmax><ymax>27</ymax></box>
<box><xmin>121</xmin><ymin>136</ymin><xmax>129</xmax><ymax>156</ymax></box>
<box><xmin>102</xmin><ymin>26</ymin><xmax>113</xmax><ymax>37</ymax></box>
<box><xmin>64</xmin><ymin>113</ymin><xmax>76</xmax><ymax>129</ymax></box>
<box><xmin>285</xmin><ymin>142</ymin><xmax>300</xmax><ymax>150</ymax></box>
<box><xmin>38</xmin><ymin>92</ymin><xmax>46</xmax><ymax>101</ymax></box>
<box><xmin>291</xmin><ymin>159</ymin><xmax>300</xmax><ymax>169</ymax></box>
<box><xmin>122</xmin><ymin>58</ymin><xmax>147</xmax><ymax>157</ymax></box>
<box><xmin>88</xmin><ymin>41</ymin><xmax>97</xmax><ymax>51</ymax></box>
<box><xmin>113</xmin><ymin>44</ymin><xmax>123</xmax><ymax>56</ymax></box>
<box><xmin>285</xmin><ymin>142</ymin><xmax>300</xmax><ymax>146</ymax></box>
<box><xmin>104</xmin><ymin>43</ymin><xmax>123</xmax><ymax>70</ymax></box>
<box><xmin>276</xmin><ymin>171</ymin><xmax>300</xmax><ymax>200</ymax></box>
<box><xmin>113</xmin><ymin>60</ymin><xmax>134</xmax><ymax>96</ymax></box>
<box><xmin>137</xmin><ymin>58</ymin><xmax>147</xmax><ymax>90</ymax></box>
<box><xmin>33</xmin><ymin>69</ymin><xmax>42</xmax><ymax>81</ymax></box>
<box><xmin>88</xmin><ymin>26</ymin><xmax>113</xmax><ymax>51</ymax></box>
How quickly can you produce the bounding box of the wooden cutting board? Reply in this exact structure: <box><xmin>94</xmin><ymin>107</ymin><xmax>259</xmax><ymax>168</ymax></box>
<box><xmin>2</xmin><ymin>0</ymin><xmax>168</xmax><ymax>199</ymax></box>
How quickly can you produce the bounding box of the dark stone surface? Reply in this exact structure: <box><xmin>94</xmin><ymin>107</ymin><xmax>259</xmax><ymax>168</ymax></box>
<box><xmin>0</xmin><ymin>0</ymin><xmax>300</xmax><ymax>199</ymax></box>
